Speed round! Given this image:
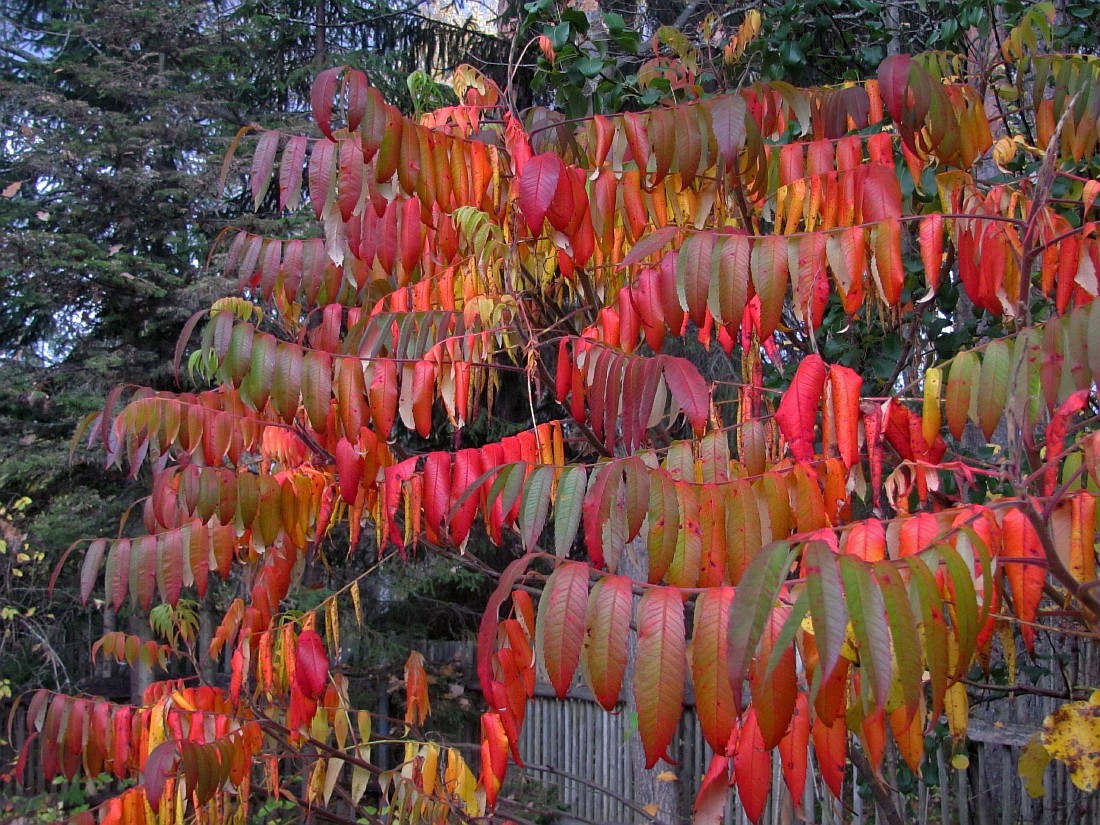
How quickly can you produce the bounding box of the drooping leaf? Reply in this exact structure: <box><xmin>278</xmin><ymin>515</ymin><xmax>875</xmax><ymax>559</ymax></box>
<box><xmin>535</xmin><ymin>562</ymin><xmax>590</xmax><ymax>699</ymax></box>
<box><xmin>838</xmin><ymin>555</ymin><xmax>892</xmax><ymax>712</ymax></box>
<box><xmin>803</xmin><ymin>542</ymin><xmax>848</xmax><ymax>684</ymax></box>
<box><xmin>691</xmin><ymin>587</ymin><xmax>736</xmax><ymax>752</ymax></box>
<box><xmin>296</xmin><ymin>630</ymin><xmax>329</xmax><ymax>701</ymax></box>
<box><xmin>734</xmin><ymin>707</ymin><xmax>772</xmax><ymax>825</ymax></box>
<box><xmin>518</xmin><ymin>153</ymin><xmax>566</xmax><ymax>234</ymax></box>
<box><xmin>581</xmin><ymin>575</ymin><xmax>632</xmax><ymax>710</ymax></box>
<box><xmin>728</xmin><ymin>541</ymin><xmax>795</xmax><ymax>713</ymax></box>
<box><xmin>634</xmin><ymin>587</ymin><xmax>685</xmax><ymax>768</ymax></box>
<box><xmin>775</xmin><ymin>355</ymin><xmax>827</xmax><ymax>462</ymax></box>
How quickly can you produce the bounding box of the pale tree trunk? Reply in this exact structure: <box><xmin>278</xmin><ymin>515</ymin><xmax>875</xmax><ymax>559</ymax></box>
<box><xmin>128</xmin><ymin>611</ymin><xmax>154</xmax><ymax>705</ymax></box>
<box><xmin>198</xmin><ymin>591</ymin><xmax>215</xmax><ymax>683</ymax></box>
<box><xmin>883</xmin><ymin>1</ymin><xmax>902</xmax><ymax>56</ymax></box>
<box><xmin>97</xmin><ymin>607</ymin><xmax>116</xmax><ymax>679</ymax></box>
<box><xmin>620</xmin><ymin>538</ymin><xmax>684</xmax><ymax>824</ymax></box>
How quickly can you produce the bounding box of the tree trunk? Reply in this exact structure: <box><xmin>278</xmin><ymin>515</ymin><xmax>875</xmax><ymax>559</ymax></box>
<box><xmin>128</xmin><ymin>611</ymin><xmax>154</xmax><ymax>705</ymax></box>
<box><xmin>198</xmin><ymin>592</ymin><xmax>215</xmax><ymax>683</ymax></box>
<box><xmin>98</xmin><ymin>607</ymin><xmax>116</xmax><ymax>679</ymax></box>
<box><xmin>314</xmin><ymin>0</ymin><xmax>327</xmax><ymax>68</ymax></box>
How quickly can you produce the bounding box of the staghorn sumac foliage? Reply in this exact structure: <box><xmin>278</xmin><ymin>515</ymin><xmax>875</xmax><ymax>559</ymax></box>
<box><xmin>31</xmin><ymin>8</ymin><xmax>1100</xmax><ymax>823</ymax></box>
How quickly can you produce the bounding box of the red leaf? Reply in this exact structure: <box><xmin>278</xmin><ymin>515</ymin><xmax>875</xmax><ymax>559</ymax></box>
<box><xmin>734</xmin><ymin>707</ymin><xmax>772</xmax><ymax>825</ymax></box>
<box><xmin>811</xmin><ymin>714</ymin><xmax>847</xmax><ymax>799</ymax></box>
<box><xmin>278</xmin><ymin>135</ymin><xmax>308</xmax><ymax>211</ymax></box>
<box><xmin>661</xmin><ymin>355</ymin><xmax>709</xmax><ymax>435</ymax></box>
<box><xmin>693</xmin><ymin>754</ymin><xmax>731</xmax><ymax>825</ymax></box>
<box><xmin>677</xmin><ymin>232</ymin><xmax>715</xmax><ymax>327</ymax></box>
<box><xmin>775</xmin><ymin>354</ymin><xmax>827</xmax><ymax>462</ymax></box>
<box><xmin>250</xmin><ymin>131</ymin><xmax>280</xmax><ymax>211</ymax></box>
<box><xmin>620</xmin><ymin>225</ymin><xmax>680</xmax><ymax>269</ymax></box>
<box><xmin>920</xmin><ymin>214</ymin><xmax>944</xmax><ymax>289</ymax></box>
<box><xmin>307</xmin><ymin>139</ymin><xmax>337</xmax><ymax>219</ymax></box>
<box><xmin>536</xmin><ymin>562</ymin><xmax>589</xmax><ymax>699</ymax></box>
<box><xmin>156</xmin><ymin>529</ymin><xmax>184</xmax><ymax>607</ymax></box>
<box><xmin>480</xmin><ymin>712</ymin><xmax>508</xmax><ymax>809</ymax></box>
<box><xmin>877</xmin><ymin>54</ymin><xmax>912</xmax><ymax>124</ymax></box>
<box><xmin>517</xmin><ymin>153</ymin><xmax>565</xmax><ymax>235</ymax></box>
<box><xmin>296</xmin><ymin>630</ymin><xmax>329</xmax><ymax>700</ymax></box>
<box><xmin>338</xmin><ymin>138</ymin><xmax>364</xmax><ymax>222</ymax></box>
<box><xmin>422</xmin><ymin>451</ymin><xmax>451</xmax><ymax>544</ymax></box>
<box><xmin>81</xmin><ymin>538</ymin><xmax>107</xmax><ymax>606</ymax></box>
<box><xmin>450</xmin><ymin>449</ymin><xmax>484</xmax><ymax>547</ymax></box>
<box><xmin>144</xmin><ymin>741</ymin><xmax>180</xmax><ymax>813</ymax></box>
<box><xmin>335</xmin><ymin>438</ymin><xmax>362</xmax><ymax>506</ymax></box>
<box><xmin>778</xmin><ymin>693</ymin><xmax>810</xmax><ymax>807</ymax></box>
<box><xmin>311</xmin><ymin>67</ymin><xmax>342</xmax><ymax>141</ymax></box>
<box><xmin>634</xmin><ymin>587</ymin><xmax>685</xmax><ymax>768</ymax></box>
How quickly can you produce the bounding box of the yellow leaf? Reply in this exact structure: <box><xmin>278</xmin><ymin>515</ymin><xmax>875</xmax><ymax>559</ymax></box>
<box><xmin>644</xmin><ymin>804</ymin><xmax>661</xmax><ymax>817</ymax></box>
<box><xmin>1040</xmin><ymin>700</ymin><xmax>1100</xmax><ymax>792</ymax></box>
<box><xmin>951</xmin><ymin>753</ymin><xmax>970</xmax><ymax>770</ymax></box>
<box><xmin>656</xmin><ymin>770</ymin><xmax>678</xmax><ymax>782</ymax></box>
<box><xmin>1018</xmin><ymin>733</ymin><xmax>1051</xmax><ymax>798</ymax></box>
<box><xmin>945</xmin><ymin>681</ymin><xmax>968</xmax><ymax>742</ymax></box>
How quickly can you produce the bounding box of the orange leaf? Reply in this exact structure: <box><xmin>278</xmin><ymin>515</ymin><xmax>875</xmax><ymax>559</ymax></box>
<box><xmin>634</xmin><ymin>587</ymin><xmax>686</xmax><ymax>768</ymax></box>
<box><xmin>404</xmin><ymin>651</ymin><xmax>431</xmax><ymax>726</ymax></box>
<box><xmin>691</xmin><ymin>587</ymin><xmax>737</xmax><ymax>751</ymax></box>
<box><xmin>1002</xmin><ymin>508</ymin><xmax>1045</xmax><ymax>653</ymax></box>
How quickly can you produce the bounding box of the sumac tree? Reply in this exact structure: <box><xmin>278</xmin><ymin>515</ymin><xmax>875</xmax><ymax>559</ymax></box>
<box><xmin>19</xmin><ymin>5</ymin><xmax>1100</xmax><ymax>823</ymax></box>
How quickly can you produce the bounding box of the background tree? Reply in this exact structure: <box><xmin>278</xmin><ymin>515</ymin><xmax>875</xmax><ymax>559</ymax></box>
<box><xmin>0</xmin><ymin>0</ymin><xmax>511</xmax><ymax>707</ymax></box>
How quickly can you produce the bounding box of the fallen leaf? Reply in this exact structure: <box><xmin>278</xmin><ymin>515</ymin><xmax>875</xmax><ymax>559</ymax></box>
<box><xmin>2</xmin><ymin>180</ymin><xmax>24</xmax><ymax>198</ymax></box>
<box><xmin>1040</xmin><ymin>698</ymin><xmax>1100</xmax><ymax>792</ymax></box>
<box><xmin>1018</xmin><ymin>733</ymin><xmax>1051</xmax><ymax>799</ymax></box>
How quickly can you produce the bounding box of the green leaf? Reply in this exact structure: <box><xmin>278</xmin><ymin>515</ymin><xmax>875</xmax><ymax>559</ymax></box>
<box><xmin>763</xmin><ymin>587</ymin><xmax>809</xmax><ymax>682</ymax></box>
<box><xmin>874</xmin><ymin>561</ymin><xmax>922</xmax><ymax>717</ymax></box>
<box><xmin>554</xmin><ymin>466</ymin><xmax>587</xmax><ymax>557</ymax></box>
<box><xmin>935</xmin><ymin>542</ymin><xmax>978</xmax><ymax>681</ymax></box>
<box><xmin>727</xmin><ymin>541</ymin><xmax>796</xmax><ymax>713</ymax></box>
<box><xmin>838</xmin><ymin>555</ymin><xmax>892</xmax><ymax>712</ymax></box>
<box><xmin>575</xmin><ymin>56</ymin><xmax>605</xmax><ymax>79</ymax></box>
<box><xmin>905</xmin><ymin>557</ymin><xmax>949</xmax><ymax>720</ymax></box>
<box><xmin>804</xmin><ymin>542</ymin><xmax>848</xmax><ymax>683</ymax></box>
<box><xmin>519</xmin><ymin>465</ymin><xmax>555</xmax><ymax>551</ymax></box>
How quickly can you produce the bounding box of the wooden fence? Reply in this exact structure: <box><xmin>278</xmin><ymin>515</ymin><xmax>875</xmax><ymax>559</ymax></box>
<box><xmin>423</xmin><ymin>637</ymin><xmax>1100</xmax><ymax>825</ymax></box>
